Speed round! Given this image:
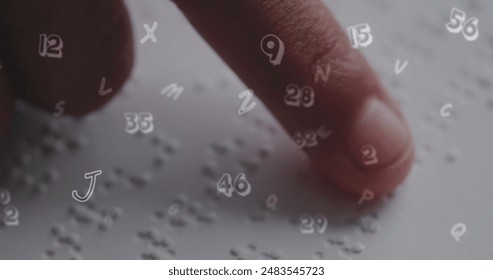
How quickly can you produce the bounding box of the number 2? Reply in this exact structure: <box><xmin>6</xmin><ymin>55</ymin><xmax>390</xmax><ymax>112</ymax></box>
<box><xmin>284</xmin><ymin>84</ymin><xmax>301</xmax><ymax>106</ymax></box>
<box><xmin>4</xmin><ymin>205</ymin><xmax>19</xmax><ymax>226</ymax></box>
<box><xmin>300</xmin><ymin>214</ymin><xmax>314</xmax><ymax>234</ymax></box>
<box><xmin>361</xmin><ymin>145</ymin><xmax>378</xmax><ymax>165</ymax></box>
<box><xmin>303</xmin><ymin>130</ymin><xmax>318</xmax><ymax>147</ymax></box>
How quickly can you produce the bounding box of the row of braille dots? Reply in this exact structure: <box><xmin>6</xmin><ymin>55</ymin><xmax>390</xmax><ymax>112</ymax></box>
<box><xmin>98</xmin><ymin>130</ymin><xmax>182</xmax><ymax>193</ymax></box>
<box><xmin>68</xmin><ymin>202</ymin><xmax>123</xmax><ymax>232</ymax></box>
<box><xmin>285</xmin><ymin>213</ymin><xmax>380</xmax><ymax>259</ymax></box>
<box><xmin>230</xmin><ymin>243</ymin><xmax>282</xmax><ymax>260</ymax></box>
<box><xmin>152</xmin><ymin>194</ymin><xmax>218</xmax><ymax>227</ymax></box>
<box><xmin>43</xmin><ymin>204</ymin><xmax>123</xmax><ymax>259</ymax></box>
<box><xmin>313</xmin><ymin>235</ymin><xmax>366</xmax><ymax>260</ymax></box>
<box><xmin>44</xmin><ymin>224</ymin><xmax>83</xmax><ymax>260</ymax></box>
<box><xmin>136</xmin><ymin>228</ymin><xmax>175</xmax><ymax>260</ymax></box>
<box><xmin>0</xmin><ymin>121</ymin><xmax>86</xmax><ymax>194</ymax></box>
<box><xmin>137</xmin><ymin>195</ymin><xmax>220</xmax><ymax>259</ymax></box>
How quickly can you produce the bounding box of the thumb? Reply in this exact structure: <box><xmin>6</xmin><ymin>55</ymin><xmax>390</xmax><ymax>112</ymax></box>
<box><xmin>172</xmin><ymin>0</ymin><xmax>414</xmax><ymax>196</ymax></box>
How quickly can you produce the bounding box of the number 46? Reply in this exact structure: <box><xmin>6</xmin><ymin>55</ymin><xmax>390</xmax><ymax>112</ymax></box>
<box><xmin>217</xmin><ymin>173</ymin><xmax>252</xmax><ymax>197</ymax></box>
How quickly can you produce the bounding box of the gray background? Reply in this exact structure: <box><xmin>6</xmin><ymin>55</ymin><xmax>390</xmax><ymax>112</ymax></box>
<box><xmin>0</xmin><ymin>0</ymin><xmax>492</xmax><ymax>259</ymax></box>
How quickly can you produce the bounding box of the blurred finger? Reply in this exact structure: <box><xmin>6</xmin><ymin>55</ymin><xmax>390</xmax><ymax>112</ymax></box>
<box><xmin>0</xmin><ymin>0</ymin><xmax>134</xmax><ymax>116</ymax></box>
<box><xmin>0</xmin><ymin>65</ymin><xmax>14</xmax><ymax>140</ymax></box>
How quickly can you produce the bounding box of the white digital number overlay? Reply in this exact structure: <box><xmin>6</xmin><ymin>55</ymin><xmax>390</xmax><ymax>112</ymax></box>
<box><xmin>260</xmin><ymin>34</ymin><xmax>285</xmax><ymax>65</ymax></box>
<box><xmin>284</xmin><ymin>84</ymin><xmax>315</xmax><ymax>108</ymax></box>
<box><xmin>446</xmin><ymin>7</ymin><xmax>479</xmax><ymax>41</ymax></box>
<box><xmin>39</xmin><ymin>33</ymin><xmax>63</xmax><ymax>58</ymax></box>
<box><xmin>125</xmin><ymin>112</ymin><xmax>154</xmax><ymax>134</ymax></box>
<box><xmin>0</xmin><ymin>188</ymin><xmax>19</xmax><ymax>226</ymax></box>
<box><xmin>361</xmin><ymin>144</ymin><xmax>378</xmax><ymax>166</ymax></box>
<box><xmin>299</xmin><ymin>214</ymin><xmax>327</xmax><ymax>234</ymax></box>
<box><xmin>293</xmin><ymin>125</ymin><xmax>332</xmax><ymax>149</ymax></box>
<box><xmin>217</xmin><ymin>173</ymin><xmax>252</xmax><ymax>197</ymax></box>
<box><xmin>347</xmin><ymin>23</ymin><xmax>373</xmax><ymax>49</ymax></box>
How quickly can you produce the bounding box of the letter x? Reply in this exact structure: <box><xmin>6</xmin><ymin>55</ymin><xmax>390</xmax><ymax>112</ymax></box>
<box><xmin>140</xmin><ymin>22</ymin><xmax>158</xmax><ymax>44</ymax></box>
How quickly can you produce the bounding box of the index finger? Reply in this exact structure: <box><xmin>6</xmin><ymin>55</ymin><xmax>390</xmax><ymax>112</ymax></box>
<box><xmin>173</xmin><ymin>0</ymin><xmax>414</xmax><ymax>196</ymax></box>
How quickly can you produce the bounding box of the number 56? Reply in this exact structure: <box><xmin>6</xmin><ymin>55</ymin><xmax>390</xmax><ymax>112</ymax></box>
<box><xmin>446</xmin><ymin>7</ymin><xmax>479</xmax><ymax>41</ymax></box>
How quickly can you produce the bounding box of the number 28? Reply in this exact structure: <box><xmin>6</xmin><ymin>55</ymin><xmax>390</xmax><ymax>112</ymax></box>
<box><xmin>284</xmin><ymin>84</ymin><xmax>315</xmax><ymax>108</ymax></box>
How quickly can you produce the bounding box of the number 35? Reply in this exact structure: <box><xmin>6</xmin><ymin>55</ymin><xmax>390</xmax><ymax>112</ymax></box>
<box><xmin>125</xmin><ymin>112</ymin><xmax>154</xmax><ymax>134</ymax></box>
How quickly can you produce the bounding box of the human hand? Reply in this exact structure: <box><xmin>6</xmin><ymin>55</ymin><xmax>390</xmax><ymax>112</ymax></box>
<box><xmin>0</xmin><ymin>0</ymin><xmax>414</xmax><ymax>197</ymax></box>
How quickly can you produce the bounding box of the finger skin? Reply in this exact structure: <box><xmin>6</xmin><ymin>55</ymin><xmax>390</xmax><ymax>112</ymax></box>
<box><xmin>0</xmin><ymin>0</ymin><xmax>134</xmax><ymax>116</ymax></box>
<box><xmin>173</xmin><ymin>0</ymin><xmax>414</xmax><ymax>196</ymax></box>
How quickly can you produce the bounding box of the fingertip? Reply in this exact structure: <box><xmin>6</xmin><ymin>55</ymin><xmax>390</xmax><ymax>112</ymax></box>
<box><xmin>311</xmin><ymin>97</ymin><xmax>415</xmax><ymax>196</ymax></box>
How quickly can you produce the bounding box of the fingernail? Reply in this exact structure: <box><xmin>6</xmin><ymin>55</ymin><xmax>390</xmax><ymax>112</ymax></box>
<box><xmin>347</xmin><ymin>98</ymin><xmax>410</xmax><ymax>171</ymax></box>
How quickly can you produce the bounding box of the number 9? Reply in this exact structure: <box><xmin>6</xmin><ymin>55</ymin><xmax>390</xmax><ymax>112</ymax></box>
<box><xmin>314</xmin><ymin>214</ymin><xmax>327</xmax><ymax>233</ymax></box>
<box><xmin>0</xmin><ymin>188</ymin><xmax>11</xmax><ymax>205</ymax></box>
<box><xmin>260</xmin><ymin>34</ymin><xmax>285</xmax><ymax>65</ymax></box>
